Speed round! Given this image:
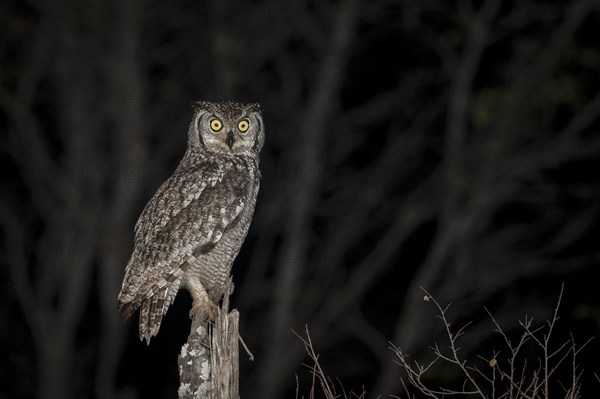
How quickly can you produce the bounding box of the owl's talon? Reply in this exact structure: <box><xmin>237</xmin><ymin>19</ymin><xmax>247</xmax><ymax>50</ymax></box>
<box><xmin>189</xmin><ymin>300</ymin><xmax>218</xmax><ymax>320</ymax></box>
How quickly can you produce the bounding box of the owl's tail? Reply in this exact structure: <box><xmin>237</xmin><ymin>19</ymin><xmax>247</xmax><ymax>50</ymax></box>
<box><xmin>118</xmin><ymin>299</ymin><xmax>137</xmax><ymax>321</ymax></box>
<box><xmin>139</xmin><ymin>288</ymin><xmax>168</xmax><ymax>345</ymax></box>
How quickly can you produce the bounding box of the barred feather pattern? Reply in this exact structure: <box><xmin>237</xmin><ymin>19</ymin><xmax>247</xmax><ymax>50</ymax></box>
<box><xmin>117</xmin><ymin>101</ymin><xmax>263</xmax><ymax>344</ymax></box>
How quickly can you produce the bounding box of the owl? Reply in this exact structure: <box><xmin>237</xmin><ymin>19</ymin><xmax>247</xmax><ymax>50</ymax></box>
<box><xmin>118</xmin><ymin>100</ymin><xmax>264</xmax><ymax>344</ymax></box>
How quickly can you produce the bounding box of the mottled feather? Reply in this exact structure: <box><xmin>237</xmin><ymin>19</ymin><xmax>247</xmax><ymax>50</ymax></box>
<box><xmin>117</xmin><ymin>100</ymin><xmax>263</xmax><ymax>344</ymax></box>
<box><xmin>118</xmin><ymin>159</ymin><xmax>249</xmax><ymax>320</ymax></box>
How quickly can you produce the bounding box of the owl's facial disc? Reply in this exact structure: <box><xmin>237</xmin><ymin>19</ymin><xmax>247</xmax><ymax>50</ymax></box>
<box><xmin>199</xmin><ymin>113</ymin><xmax>257</xmax><ymax>155</ymax></box>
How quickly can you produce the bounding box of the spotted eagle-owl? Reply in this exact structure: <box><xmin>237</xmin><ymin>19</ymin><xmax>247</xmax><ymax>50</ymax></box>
<box><xmin>118</xmin><ymin>100</ymin><xmax>263</xmax><ymax>344</ymax></box>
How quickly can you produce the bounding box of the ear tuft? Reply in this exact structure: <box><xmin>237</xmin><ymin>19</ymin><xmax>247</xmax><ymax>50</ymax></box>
<box><xmin>193</xmin><ymin>101</ymin><xmax>211</xmax><ymax>111</ymax></box>
<box><xmin>246</xmin><ymin>103</ymin><xmax>262</xmax><ymax>114</ymax></box>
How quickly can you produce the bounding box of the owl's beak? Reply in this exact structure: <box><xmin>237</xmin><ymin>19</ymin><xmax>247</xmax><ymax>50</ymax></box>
<box><xmin>226</xmin><ymin>131</ymin><xmax>235</xmax><ymax>149</ymax></box>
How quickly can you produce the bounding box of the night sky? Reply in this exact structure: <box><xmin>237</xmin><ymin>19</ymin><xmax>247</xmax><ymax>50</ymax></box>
<box><xmin>1</xmin><ymin>1</ymin><xmax>600</xmax><ymax>398</ymax></box>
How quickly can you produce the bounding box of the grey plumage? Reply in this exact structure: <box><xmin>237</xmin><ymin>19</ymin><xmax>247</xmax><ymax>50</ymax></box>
<box><xmin>118</xmin><ymin>101</ymin><xmax>263</xmax><ymax>344</ymax></box>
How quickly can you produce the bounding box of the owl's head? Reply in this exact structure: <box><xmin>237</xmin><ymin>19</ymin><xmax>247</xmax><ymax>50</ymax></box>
<box><xmin>190</xmin><ymin>100</ymin><xmax>264</xmax><ymax>157</ymax></box>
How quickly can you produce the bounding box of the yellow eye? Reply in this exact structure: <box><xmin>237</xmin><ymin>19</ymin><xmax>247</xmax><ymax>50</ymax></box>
<box><xmin>238</xmin><ymin>119</ymin><xmax>250</xmax><ymax>133</ymax></box>
<box><xmin>210</xmin><ymin>119</ymin><xmax>223</xmax><ymax>132</ymax></box>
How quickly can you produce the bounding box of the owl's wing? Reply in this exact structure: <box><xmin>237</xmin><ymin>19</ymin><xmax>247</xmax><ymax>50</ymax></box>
<box><xmin>118</xmin><ymin>159</ymin><xmax>249</xmax><ymax>319</ymax></box>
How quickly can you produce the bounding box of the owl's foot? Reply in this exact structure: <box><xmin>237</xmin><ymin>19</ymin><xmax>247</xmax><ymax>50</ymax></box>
<box><xmin>189</xmin><ymin>299</ymin><xmax>218</xmax><ymax>320</ymax></box>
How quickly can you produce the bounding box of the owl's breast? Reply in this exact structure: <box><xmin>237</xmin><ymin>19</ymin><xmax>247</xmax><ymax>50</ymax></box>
<box><xmin>186</xmin><ymin>176</ymin><xmax>259</xmax><ymax>301</ymax></box>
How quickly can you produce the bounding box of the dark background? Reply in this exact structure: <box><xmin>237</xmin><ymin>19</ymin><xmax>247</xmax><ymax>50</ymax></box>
<box><xmin>1</xmin><ymin>0</ymin><xmax>599</xmax><ymax>398</ymax></box>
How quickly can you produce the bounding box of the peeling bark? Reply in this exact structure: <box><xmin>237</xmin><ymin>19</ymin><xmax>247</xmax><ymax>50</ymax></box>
<box><xmin>179</xmin><ymin>279</ymin><xmax>240</xmax><ymax>399</ymax></box>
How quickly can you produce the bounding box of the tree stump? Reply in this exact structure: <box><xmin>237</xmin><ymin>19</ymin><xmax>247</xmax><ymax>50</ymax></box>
<box><xmin>178</xmin><ymin>279</ymin><xmax>240</xmax><ymax>399</ymax></box>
